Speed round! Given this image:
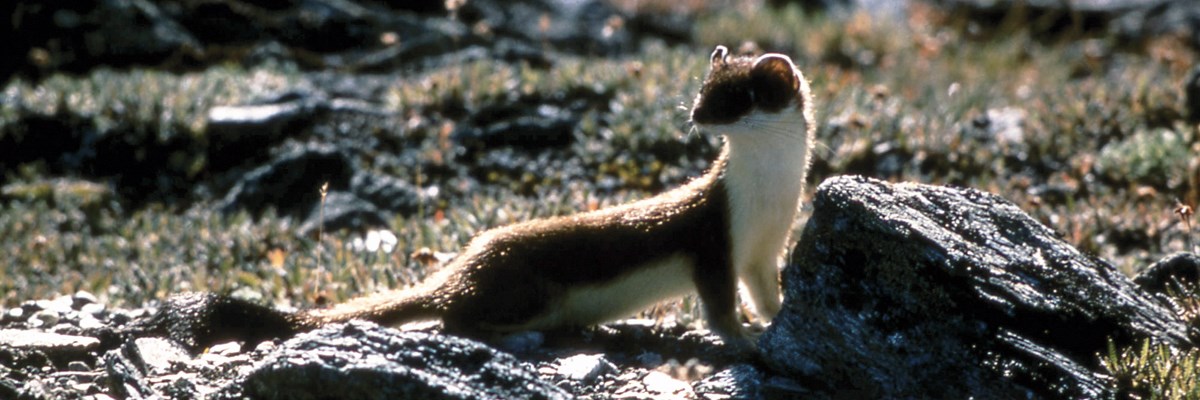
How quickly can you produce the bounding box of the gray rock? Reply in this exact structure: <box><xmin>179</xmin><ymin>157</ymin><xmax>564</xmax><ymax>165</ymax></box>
<box><xmin>3</xmin><ymin>307</ymin><xmax>24</xmax><ymax>322</ymax></box>
<box><xmin>232</xmin><ymin>320</ymin><xmax>571</xmax><ymax>400</ymax></box>
<box><xmin>350</xmin><ymin>173</ymin><xmax>424</xmax><ymax>217</ymax></box>
<box><xmin>0</xmin><ymin>330</ymin><xmax>100</xmax><ymax>354</ymax></box>
<box><xmin>457</xmin><ymin>110</ymin><xmax>579</xmax><ymax>151</ymax></box>
<box><xmin>204</xmin><ymin>91</ymin><xmax>327</xmax><ymax>172</ymax></box>
<box><xmin>102</xmin><ymin>330</ymin><xmax>261</xmax><ymax>399</ymax></box>
<box><xmin>1134</xmin><ymin>252</ymin><xmax>1200</xmax><ymax>295</ymax></box>
<box><xmin>762</xmin><ymin>175</ymin><xmax>1190</xmax><ymax>398</ymax></box>
<box><xmin>30</xmin><ymin>310</ymin><xmax>59</xmax><ymax>328</ymax></box>
<box><xmin>217</xmin><ymin>141</ymin><xmax>354</xmax><ymax>219</ymax></box>
<box><xmin>454</xmin><ymin>102</ymin><xmax>583</xmax><ymax>152</ymax></box>
<box><xmin>132</xmin><ymin>337</ymin><xmax>191</xmax><ymax>375</ymax></box>
<box><xmin>67</xmin><ymin>360</ymin><xmax>91</xmax><ymax>372</ymax></box>
<box><xmin>71</xmin><ymin>291</ymin><xmax>99</xmax><ymax>308</ymax></box>
<box><xmin>206</xmin><ymin>102</ymin><xmax>309</xmax><ymax>157</ymax></box>
<box><xmin>35</xmin><ymin>295</ymin><xmax>77</xmax><ymax>315</ymax></box>
<box><xmin>204</xmin><ymin>89</ymin><xmax>425</xmax><ymax>229</ymax></box>
<box><xmin>556</xmin><ymin>353</ymin><xmax>616</xmax><ymax>383</ymax></box>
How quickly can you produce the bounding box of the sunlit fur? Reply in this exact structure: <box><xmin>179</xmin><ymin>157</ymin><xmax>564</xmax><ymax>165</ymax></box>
<box><xmin>294</xmin><ymin>47</ymin><xmax>815</xmax><ymax>351</ymax></box>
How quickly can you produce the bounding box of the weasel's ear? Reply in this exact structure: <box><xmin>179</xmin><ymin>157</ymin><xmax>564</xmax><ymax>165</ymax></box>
<box><xmin>752</xmin><ymin>54</ymin><xmax>799</xmax><ymax>93</ymax></box>
<box><xmin>711</xmin><ymin>45</ymin><xmax>729</xmax><ymax>67</ymax></box>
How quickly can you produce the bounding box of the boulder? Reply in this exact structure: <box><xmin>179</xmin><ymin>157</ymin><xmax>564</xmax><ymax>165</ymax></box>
<box><xmin>204</xmin><ymin>91</ymin><xmax>330</xmax><ymax>173</ymax></box>
<box><xmin>761</xmin><ymin>175</ymin><xmax>1191</xmax><ymax>398</ymax></box>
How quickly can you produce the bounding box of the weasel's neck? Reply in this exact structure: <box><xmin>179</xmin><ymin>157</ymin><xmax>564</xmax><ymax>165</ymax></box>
<box><xmin>716</xmin><ymin>111</ymin><xmax>812</xmax><ymax>272</ymax></box>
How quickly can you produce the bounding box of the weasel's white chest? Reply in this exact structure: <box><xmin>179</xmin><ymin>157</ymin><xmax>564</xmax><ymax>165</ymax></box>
<box><xmin>723</xmin><ymin>136</ymin><xmax>808</xmax><ymax>272</ymax></box>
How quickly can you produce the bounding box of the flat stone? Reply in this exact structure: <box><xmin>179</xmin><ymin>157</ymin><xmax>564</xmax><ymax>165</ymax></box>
<box><xmin>133</xmin><ymin>337</ymin><xmax>191</xmax><ymax>375</ymax></box>
<box><xmin>556</xmin><ymin>353</ymin><xmax>615</xmax><ymax>382</ymax></box>
<box><xmin>0</xmin><ymin>329</ymin><xmax>100</xmax><ymax>352</ymax></box>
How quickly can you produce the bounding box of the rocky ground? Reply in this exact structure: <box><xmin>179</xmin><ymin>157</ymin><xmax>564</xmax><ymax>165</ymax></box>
<box><xmin>3</xmin><ymin>0</ymin><xmax>1200</xmax><ymax>398</ymax></box>
<box><xmin>4</xmin><ymin>177</ymin><xmax>1199</xmax><ymax>398</ymax></box>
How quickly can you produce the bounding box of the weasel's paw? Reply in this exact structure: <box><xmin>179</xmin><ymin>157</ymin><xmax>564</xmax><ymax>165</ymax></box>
<box><xmin>720</xmin><ymin>327</ymin><xmax>761</xmax><ymax>356</ymax></box>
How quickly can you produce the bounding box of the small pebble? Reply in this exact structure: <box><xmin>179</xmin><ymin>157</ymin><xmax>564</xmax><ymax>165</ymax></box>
<box><xmin>72</xmin><ymin>291</ymin><xmax>99</xmax><ymax>309</ymax></box>
<box><xmin>79</xmin><ymin>316</ymin><xmax>104</xmax><ymax>330</ymax></box>
<box><xmin>557</xmin><ymin>354</ymin><xmax>616</xmax><ymax>382</ymax></box>
<box><xmin>208</xmin><ymin>341</ymin><xmax>243</xmax><ymax>356</ymax></box>
<box><xmin>108</xmin><ymin>310</ymin><xmax>132</xmax><ymax>326</ymax></box>
<box><xmin>68</xmin><ymin>360</ymin><xmax>91</xmax><ymax>372</ymax></box>
<box><xmin>5</xmin><ymin>307</ymin><xmax>25</xmax><ymax>321</ymax></box>
<box><xmin>21</xmin><ymin>300</ymin><xmax>43</xmax><ymax>312</ymax></box>
<box><xmin>31</xmin><ymin>310</ymin><xmax>59</xmax><ymax>328</ymax></box>
<box><xmin>254</xmin><ymin>340</ymin><xmax>277</xmax><ymax>353</ymax></box>
<box><xmin>80</xmin><ymin>303</ymin><xmax>106</xmax><ymax>317</ymax></box>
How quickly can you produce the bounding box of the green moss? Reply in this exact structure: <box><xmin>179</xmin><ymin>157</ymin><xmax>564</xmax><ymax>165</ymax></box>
<box><xmin>1097</xmin><ymin>127</ymin><xmax>1192</xmax><ymax>189</ymax></box>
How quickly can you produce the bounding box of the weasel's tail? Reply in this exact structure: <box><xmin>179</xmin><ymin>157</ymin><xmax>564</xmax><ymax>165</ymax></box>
<box><xmin>292</xmin><ymin>288</ymin><xmax>442</xmax><ymax>329</ymax></box>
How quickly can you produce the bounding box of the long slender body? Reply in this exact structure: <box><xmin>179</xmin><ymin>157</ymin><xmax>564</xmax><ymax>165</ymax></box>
<box><xmin>295</xmin><ymin>46</ymin><xmax>816</xmax><ymax>349</ymax></box>
<box><xmin>150</xmin><ymin>46</ymin><xmax>816</xmax><ymax>352</ymax></box>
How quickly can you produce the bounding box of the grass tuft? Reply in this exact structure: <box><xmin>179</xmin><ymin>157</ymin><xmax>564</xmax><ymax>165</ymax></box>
<box><xmin>1104</xmin><ymin>338</ymin><xmax>1200</xmax><ymax>399</ymax></box>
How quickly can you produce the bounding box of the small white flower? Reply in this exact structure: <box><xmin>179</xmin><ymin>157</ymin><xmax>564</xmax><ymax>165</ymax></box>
<box><xmin>361</xmin><ymin>229</ymin><xmax>399</xmax><ymax>253</ymax></box>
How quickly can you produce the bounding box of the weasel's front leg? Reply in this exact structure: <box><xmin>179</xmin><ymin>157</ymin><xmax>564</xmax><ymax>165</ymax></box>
<box><xmin>693</xmin><ymin>259</ymin><xmax>757</xmax><ymax>352</ymax></box>
<box><xmin>742</xmin><ymin>258</ymin><xmax>783</xmax><ymax>322</ymax></box>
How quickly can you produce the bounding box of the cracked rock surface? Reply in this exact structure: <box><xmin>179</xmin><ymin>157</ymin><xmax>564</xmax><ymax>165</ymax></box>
<box><xmin>761</xmin><ymin>175</ymin><xmax>1192</xmax><ymax>399</ymax></box>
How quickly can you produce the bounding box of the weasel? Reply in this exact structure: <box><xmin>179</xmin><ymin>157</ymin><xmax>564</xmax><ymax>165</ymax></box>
<box><xmin>149</xmin><ymin>46</ymin><xmax>815</xmax><ymax>352</ymax></box>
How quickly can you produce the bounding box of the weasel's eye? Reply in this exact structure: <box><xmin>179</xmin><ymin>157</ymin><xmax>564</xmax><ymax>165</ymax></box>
<box><xmin>692</xmin><ymin>83</ymin><xmax>753</xmax><ymax>125</ymax></box>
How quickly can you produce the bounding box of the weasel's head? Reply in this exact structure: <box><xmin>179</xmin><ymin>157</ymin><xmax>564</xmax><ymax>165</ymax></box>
<box><xmin>690</xmin><ymin>46</ymin><xmax>813</xmax><ymax>140</ymax></box>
